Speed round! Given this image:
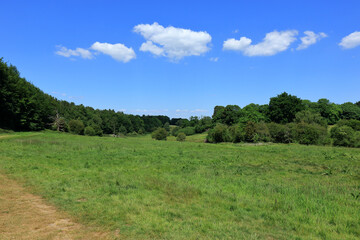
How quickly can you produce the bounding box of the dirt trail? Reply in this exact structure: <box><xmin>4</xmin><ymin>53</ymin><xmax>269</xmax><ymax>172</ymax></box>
<box><xmin>0</xmin><ymin>173</ymin><xmax>116</xmax><ymax>240</ymax></box>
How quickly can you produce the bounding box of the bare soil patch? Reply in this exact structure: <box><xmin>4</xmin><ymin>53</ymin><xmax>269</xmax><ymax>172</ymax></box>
<box><xmin>0</xmin><ymin>173</ymin><xmax>115</xmax><ymax>240</ymax></box>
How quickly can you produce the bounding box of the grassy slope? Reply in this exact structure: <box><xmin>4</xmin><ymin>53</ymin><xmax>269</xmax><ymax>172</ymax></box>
<box><xmin>0</xmin><ymin>131</ymin><xmax>359</xmax><ymax>239</ymax></box>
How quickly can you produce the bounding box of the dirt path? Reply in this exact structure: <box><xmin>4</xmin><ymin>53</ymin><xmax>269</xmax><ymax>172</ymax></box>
<box><xmin>0</xmin><ymin>173</ymin><xmax>116</xmax><ymax>240</ymax></box>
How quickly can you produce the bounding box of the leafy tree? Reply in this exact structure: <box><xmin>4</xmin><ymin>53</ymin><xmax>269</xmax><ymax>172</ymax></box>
<box><xmin>330</xmin><ymin>125</ymin><xmax>356</xmax><ymax>147</ymax></box>
<box><xmin>151</xmin><ymin>128</ymin><xmax>168</xmax><ymax>140</ymax></box>
<box><xmin>316</xmin><ymin>98</ymin><xmax>342</xmax><ymax>124</ymax></box>
<box><xmin>206</xmin><ymin>124</ymin><xmax>231</xmax><ymax>143</ymax></box>
<box><xmin>212</xmin><ymin>105</ymin><xmax>241</xmax><ymax>125</ymax></box>
<box><xmin>68</xmin><ymin>119</ymin><xmax>84</xmax><ymax>135</ymax></box>
<box><xmin>118</xmin><ymin>125</ymin><xmax>127</xmax><ymax>135</ymax></box>
<box><xmin>239</xmin><ymin>104</ymin><xmax>267</xmax><ymax>123</ymax></box>
<box><xmin>341</xmin><ymin>102</ymin><xmax>360</xmax><ymax>120</ymax></box>
<box><xmin>84</xmin><ymin>126</ymin><xmax>96</xmax><ymax>136</ymax></box>
<box><xmin>163</xmin><ymin>122</ymin><xmax>170</xmax><ymax>131</ymax></box>
<box><xmin>268</xmin><ymin>92</ymin><xmax>304</xmax><ymax>123</ymax></box>
<box><xmin>294</xmin><ymin>110</ymin><xmax>327</xmax><ymax>127</ymax></box>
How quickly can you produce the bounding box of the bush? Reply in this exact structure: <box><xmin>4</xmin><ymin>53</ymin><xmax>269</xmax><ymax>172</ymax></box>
<box><xmin>267</xmin><ymin>123</ymin><xmax>292</xmax><ymax>143</ymax></box>
<box><xmin>292</xmin><ymin>123</ymin><xmax>328</xmax><ymax>145</ymax></box>
<box><xmin>206</xmin><ymin>124</ymin><xmax>231</xmax><ymax>143</ymax></box>
<box><xmin>330</xmin><ymin>125</ymin><xmax>356</xmax><ymax>147</ymax></box>
<box><xmin>336</xmin><ymin>119</ymin><xmax>360</xmax><ymax>131</ymax></box>
<box><xmin>176</xmin><ymin>132</ymin><xmax>186</xmax><ymax>142</ymax></box>
<box><xmin>68</xmin><ymin>119</ymin><xmax>85</xmax><ymax>135</ymax></box>
<box><xmin>255</xmin><ymin>122</ymin><xmax>271</xmax><ymax>142</ymax></box>
<box><xmin>84</xmin><ymin>126</ymin><xmax>96</xmax><ymax>136</ymax></box>
<box><xmin>177</xmin><ymin>126</ymin><xmax>196</xmax><ymax>136</ymax></box>
<box><xmin>228</xmin><ymin>124</ymin><xmax>244</xmax><ymax>143</ymax></box>
<box><xmin>152</xmin><ymin>128</ymin><xmax>167</xmax><ymax>140</ymax></box>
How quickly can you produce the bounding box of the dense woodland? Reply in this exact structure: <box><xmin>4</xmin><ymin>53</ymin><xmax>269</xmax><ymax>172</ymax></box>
<box><xmin>1</xmin><ymin>58</ymin><xmax>360</xmax><ymax>147</ymax></box>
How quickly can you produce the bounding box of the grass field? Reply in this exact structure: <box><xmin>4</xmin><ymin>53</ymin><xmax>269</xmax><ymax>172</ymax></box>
<box><xmin>0</xmin><ymin>131</ymin><xmax>360</xmax><ymax>239</ymax></box>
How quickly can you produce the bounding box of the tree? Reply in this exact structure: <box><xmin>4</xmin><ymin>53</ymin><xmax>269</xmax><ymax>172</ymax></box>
<box><xmin>294</xmin><ymin>110</ymin><xmax>327</xmax><ymax>127</ymax></box>
<box><xmin>84</xmin><ymin>126</ymin><xmax>96</xmax><ymax>136</ymax></box>
<box><xmin>51</xmin><ymin>110</ymin><xmax>66</xmax><ymax>131</ymax></box>
<box><xmin>268</xmin><ymin>92</ymin><xmax>304</xmax><ymax>123</ymax></box>
<box><xmin>316</xmin><ymin>98</ymin><xmax>342</xmax><ymax>124</ymax></box>
<box><xmin>341</xmin><ymin>102</ymin><xmax>360</xmax><ymax>120</ymax></box>
<box><xmin>68</xmin><ymin>119</ymin><xmax>85</xmax><ymax>135</ymax></box>
<box><xmin>151</xmin><ymin>128</ymin><xmax>168</xmax><ymax>140</ymax></box>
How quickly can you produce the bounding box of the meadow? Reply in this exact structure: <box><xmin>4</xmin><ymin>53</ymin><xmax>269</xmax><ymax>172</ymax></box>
<box><xmin>0</xmin><ymin>131</ymin><xmax>360</xmax><ymax>239</ymax></box>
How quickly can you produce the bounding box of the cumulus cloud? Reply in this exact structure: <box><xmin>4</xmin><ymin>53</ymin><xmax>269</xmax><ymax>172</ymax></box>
<box><xmin>134</xmin><ymin>22</ymin><xmax>212</xmax><ymax>60</ymax></box>
<box><xmin>55</xmin><ymin>46</ymin><xmax>93</xmax><ymax>59</ymax></box>
<box><xmin>297</xmin><ymin>31</ymin><xmax>327</xmax><ymax>50</ymax></box>
<box><xmin>223</xmin><ymin>30</ymin><xmax>298</xmax><ymax>56</ymax></box>
<box><xmin>90</xmin><ymin>42</ymin><xmax>136</xmax><ymax>62</ymax></box>
<box><xmin>209</xmin><ymin>57</ymin><xmax>219</xmax><ymax>62</ymax></box>
<box><xmin>339</xmin><ymin>31</ymin><xmax>360</xmax><ymax>49</ymax></box>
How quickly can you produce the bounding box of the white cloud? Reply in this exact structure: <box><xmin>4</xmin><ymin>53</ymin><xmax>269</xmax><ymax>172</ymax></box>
<box><xmin>339</xmin><ymin>31</ymin><xmax>360</xmax><ymax>49</ymax></box>
<box><xmin>90</xmin><ymin>42</ymin><xmax>136</xmax><ymax>62</ymax></box>
<box><xmin>134</xmin><ymin>22</ymin><xmax>212</xmax><ymax>60</ymax></box>
<box><xmin>223</xmin><ymin>30</ymin><xmax>298</xmax><ymax>56</ymax></box>
<box><xmin>55</xmin><ymin>46</ymin><xmax>93</xmax><ymax>59</ymax></box>
<box><xmin>209</xmin><ymin>57</ymin><xmax>219</xmax><ymax>62</ymax></box>
<box><xmin>297</xmin><ymin>31</ymin><xmax>327</xmax><ymax>50</ymax></box>
<box><xmin>139</xmin><ymin>41</ymin><xmax>164</xmax><ymax>56</ymax></box>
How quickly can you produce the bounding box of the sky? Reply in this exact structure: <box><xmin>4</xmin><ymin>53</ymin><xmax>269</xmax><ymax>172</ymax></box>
<box><xmin>1</xmin><ymin>0</ymin><xmax>359</xmax><ymax>118</ymax></box>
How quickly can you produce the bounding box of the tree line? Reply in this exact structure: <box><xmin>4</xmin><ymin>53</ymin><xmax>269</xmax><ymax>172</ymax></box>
<box><xmin>1</xmin><ymin>58</ymin><xmax>359</xmax><ymax>147</ymax></box>
<box><xmin>0</xmin><ymin>58</ymin><xmax>169</xmax><ymax>135</ymax></box>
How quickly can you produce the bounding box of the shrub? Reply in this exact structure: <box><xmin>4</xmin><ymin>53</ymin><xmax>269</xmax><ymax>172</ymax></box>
<box><xmin>91</xmin><ymin>124</ymin><xmax>103</xmax><ymax>136</ymax></box>
<box><xmin>336</xmin><ymin>119</ymin><xmax>360</xmax><ymax>131</ymax></box>
<box><xmin>206</xmin><ymin>124</ymin><xmax>231</xmax><ymax>143</ymax></box>
<box><xmin>292</xmin><ymin>123</ymin><xmax>328</xmax><ymax>145</ymax></box>
<box><xmin>245</xmin><ymin>121</ymin><xmax>257</xmax><ymax>142</ymax></box>
<box><xmin>68</xmin><ymin>119</ymin><xmax>85</xmax><ymax>135</ymax></box>
<box><xmin>84</xmin><ymin>126</ymin><xmax>96</xmax><ymax>136</ymax></box>
<box><xmin>118</xmin><ymin>125</ymin><xmax>127</xmax><ymax>135</ymax></box>
<box><xmin>177</xmin><ymin>126</ymin><xmax>196</xmax><ymax>136</ymax></box>
<box><xmin>228</xmin><ymin>124</ymin><xmax>244</xmax><ymax>143</ymax></box>
<box><xmin>255</xmin><ymin>122</ymin><xmax>271</xmax><ymax>142</ymax></box>
<box><xmin>176</xmin><ymin>132</ymin><xmax>186</xmax><ymax>142</ymax></box>
<box><xmin>330</xmin><ymin>125</ymin><xmax>356</xmax><ymax>147</ymax></box>
<box><xmin>152</xmin><ymin>128</ymin><xmax>167</xmax><ymax>140</ymax></box>
<box><xmin>267</xmin><ymin>123</ymin><xmax>292</xmax><ymax>143</ymax></box>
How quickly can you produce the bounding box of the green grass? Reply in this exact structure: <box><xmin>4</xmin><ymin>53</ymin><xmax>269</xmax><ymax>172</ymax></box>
<box><xmin>0</xmin><ymin>131</ymin><xmax>360</xmax><ymax>239</ymax></box>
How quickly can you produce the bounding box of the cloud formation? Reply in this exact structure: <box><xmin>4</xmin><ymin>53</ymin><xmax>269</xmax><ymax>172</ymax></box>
<box><xmin>339</xmin><ymin>31</ymin><xmax>360</xmax><ymax>49</ymax></box>
<box><xmin>297</xmin><ymin>31</ymin><xmax>327</xmax><ymax>50</ymax></box>
<box><xmin>223</xmin><ymin>30</ymin><xmax>298</xmax><ymax>56</ymax></box>
<box><xmin>134</xmin><ymin>22</ymin><xmax>212</xmax><ymax>60</ymax></box>
<box><xmin>90</xmin><ymin>42</ymin><xmax>136</xmax><ymax>62</ymax></box>
<box><xmin>55</xmin><ymin>46</ymin><xmax>93</xmax><ymax>59</ymax></box>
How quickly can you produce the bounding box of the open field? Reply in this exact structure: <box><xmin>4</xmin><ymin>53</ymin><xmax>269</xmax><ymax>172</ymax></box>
<box><xmin>0</xmin><ymin>131</ymin><xmax>360</xmax><ymax>239</ymax></box>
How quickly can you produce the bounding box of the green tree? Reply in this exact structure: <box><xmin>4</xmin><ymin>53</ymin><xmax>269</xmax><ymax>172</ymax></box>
<box><xmin>268</xmin><ymin>92</ymin><xmax>304</xmax><ymax>123</ymax></box>
<box><xmin>68</xmin><ymin>119</ymin><xmax>85</xmax><ymax>135</ymax></box>
<box><xmin>341</xmin><ymin>102</ymin><xmax>360</xmax><ymax>120</ymax></box>
<box><xmin>84</xmin><ymin>126</ymin><xmax>96</xmax><ymax>136</ymax></box>
<box><xmin>151</xmin><ymin>128</ymin><xmax>168</xmax><ymax>140</ymax></box>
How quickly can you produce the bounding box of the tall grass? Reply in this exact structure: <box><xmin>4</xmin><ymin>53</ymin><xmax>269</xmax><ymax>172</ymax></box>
<box><xmin>0</xmin><ymin>131</ymin><xmax>359</xmax><ymax>239</ymax></box>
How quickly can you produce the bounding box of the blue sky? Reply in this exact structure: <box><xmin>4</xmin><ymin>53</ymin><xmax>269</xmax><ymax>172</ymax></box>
<box><xmin>1</xmin><ymin>0</ymin><xmax>359</xmax><ymax>118</ymax></box>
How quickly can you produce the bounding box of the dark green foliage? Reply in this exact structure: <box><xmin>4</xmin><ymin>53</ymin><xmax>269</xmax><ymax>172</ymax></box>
<box><xmin>176</xmin><ymin>132</ymin><xmax>186</xmax><ymax>141</ymax></box>
<box><xmin>84</xmin><ymin>126</ymin><xmax>96</xmax><ymax>136</ymax></box>
<box><xmin>0</xmin><ymin>58</ymin><xmax>55</xmax><ymax>130</ymax></box>
<box><xmin>118</xmin><ymin>125</ymin><xmax>127</xmax><ymax>135</ymax></box>
<box><xmin>267</xmin><ymin>122</ymin><xmax>292</xmax><ymax>143</ymax></box>
<box><xmin>341</xmin><ymin>102</ymin><xmax>360</xmax><ymax>120</ymax></box>
<box><xmin>336</xmin><ymin>119</ymin><xmax>360</xmax><ymax>131</ymax></box>
<box><xmin>244</xmin><ymin>121</ymin><xmax>257</xmax><ymax>142</ymax></box>
<box><xmin>151</xmin><ymin>128</ymin><xmax>168</xmax><ymax>140</ymax></box>
<box><xmin>212</xmin><ymin>105</ymin><xmax>241</xmax><ymax>125</ymax></box>
<box><xmin>291</xmin><ymin>123</ymin><xmax>329</xmax><ymax>145</ymax></box>
<box><xmin>330</xmin><ymin>125</ymin><xmax>356</xmax><ymax>147</ymax></box>
<box><xmin>268</xmin><ymin>92</ymin><xmax>304</xmax><ymax>123</ymax></box>
<box><xmin>68</xmin><ymin>119</ymin><xmax>85</xmax><ymax>135</ymax></box>
<box><xmin>194</xmin><ymin>116</ymin><xmax>212</xmax><ymax>133</ymax></box>
<box><xmin>206</xmin><ymin>124</ymin><xmax>231</xmax><ymax>143</ymax></box>
<box><xmin>239</xmin><ymin>104</ymin><xmax>268</xmax><ymax>123</ymax></box>
<box><xmin>315</xmin><ymin>99</ymin><xmax>342</xmax><ymax>124</ymax></box>
<box><xmin>228</xmin><ymin>124</ymin><xmax>245</xmax><ymax>143</ymax></box>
